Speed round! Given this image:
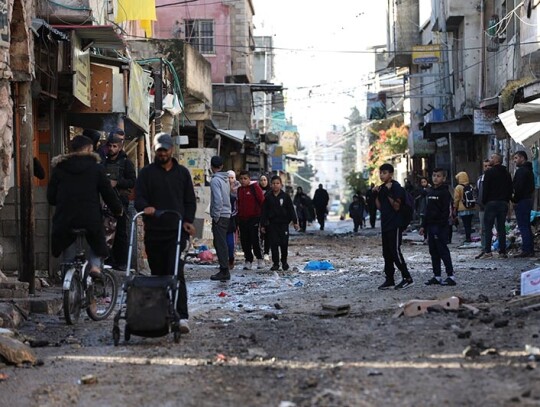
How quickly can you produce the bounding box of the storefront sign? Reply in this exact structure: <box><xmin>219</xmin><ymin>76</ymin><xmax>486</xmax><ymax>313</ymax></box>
<box><xmin>474</xmin><ymin>109</ymin><xmax>497</xmax><ymax>134</ymax></box>
<box><xmin>271</xmin><ymin>145</ymin><xmax>283</xmax><ymax>171</ymax></box>
<box><xmin>409</xmin><ymin>130</ymin><xmax>436</xmax><ymax>156</ymax></box>
<box><xmin>127</xmin><ymin>62</ymin><xmax>150</xmax><ymax>133</ymax></box>
<box><xmin>412</xmin><ymin>45</ymin><xmax>441</xmax><ymax>64</ymax></box>
<box><xmin>72</xmin><ymin>34</ymin><xmax>91</xmax><ymax>107</ymax></box>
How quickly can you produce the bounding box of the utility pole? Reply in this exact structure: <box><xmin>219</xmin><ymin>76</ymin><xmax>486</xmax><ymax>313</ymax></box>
<box><xmin>17</xmin><ymin>81</ymin><xmax>36</xmax><ymax>293</ymax></box>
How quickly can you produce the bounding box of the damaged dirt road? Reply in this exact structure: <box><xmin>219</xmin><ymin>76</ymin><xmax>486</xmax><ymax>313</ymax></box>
<box><xmin>2</xmin><ymin>221</ymin><xmax>540</xmax><ymax>406</ymax></box>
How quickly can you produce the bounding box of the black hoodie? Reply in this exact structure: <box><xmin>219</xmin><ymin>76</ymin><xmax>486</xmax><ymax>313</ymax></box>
<box><xmin>422</xmin><ymin>184</ymin><xmax>452</xmax><ymax>228</ymax></box>
<box><xmin>513</xmin><ymin>161</ymin><xmax>535</xmax><ymax>202</ymax></box>
<box><xmin>482</xmin><ymin>164</ymin><xmax>513</xmax><ymax>204</ymax></box>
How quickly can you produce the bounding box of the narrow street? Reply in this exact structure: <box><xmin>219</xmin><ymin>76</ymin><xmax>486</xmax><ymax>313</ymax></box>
<box><xmin>2</xmin><ymin>219</ymin><xmax>540</xmax><ymax>406</ymax></box>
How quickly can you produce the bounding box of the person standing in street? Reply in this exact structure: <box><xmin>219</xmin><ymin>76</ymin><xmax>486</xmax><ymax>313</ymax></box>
<box><xmin>236</xmin><ymin>170</ymin><xmax>265</xmax><ymax>270</ymax></box>
<box><xmin>365</xmin><ymin>183</ymin><xmax>377</xmax><ymax>228</ymax></box>
<box><xmin>420</xmin><ymin>168</ymin><xmax>456</xmax><ymax>286</ymax></box>
<box><xmin>258</xmin><ymin>174</ymin><xmax>271</xmax><ymax>261</ymax></box>
<box><xmin>348</xmin><ymin>194</ymin><xmax>365</xmax><ymax>233</ymax></box>
<box><xmin>454</xmin><ymin>171</ymin><xmax>476</xmax><ymax>244</ymax></box>
<box><xmin>475</xmin><ymin>159</ymin><xmax>492</xmax><ymax>259</ymax></box>
<box><xmin>479</xmin><ymin>153</ymin><xmax>513</xmax><ymax>259</ymax></box>
<box><xmin>209</xmin><ymin>156</ymin><xmax>232</xmax><ymax>281</ymax></box>
<box><xmin>260</xmin><ymin>175</ymin><xmax>299</xmax><ymax>271</ymax></box>
<box><xmin>103</xmin><ymin>133</ymin><xmax>136</xmax><ymax>271</ymax></box>
<box><xmin>48</xmin><ymin>135</ymin><xmax>124</xmax><ymax>280</ymax></box>
<box><xmin>135</xmin><ymin>133</ymin><xmax>197</xmax><ymax>334</ymax></box>
<box><xmin>373</xmin><ymin>163</ymin><xmax>414</xmax><ymax>290</ymax></box>
<box><xmin>227</xmin><ymin>170</ymin><xmax>240</xmax><ymax>270</ymax></box>
<box><xmin>293</xmin><ymin>186</ymin><xmax>310</xmax><ymax>232</ymax></box>
<box><xmin>312</xmin><ymin>184</ymin><xmax>330</xmax><ymax>231</ymax></box>
<box><xmin>512</xmin><ymin>150</ymin><xmax>536</xmax><ymax>257</ymax></box>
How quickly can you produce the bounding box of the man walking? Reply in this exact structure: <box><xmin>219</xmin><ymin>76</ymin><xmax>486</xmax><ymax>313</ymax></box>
<box><xmin>104</xmin><ymin>133</ymin><xmax>136</xmax><ymax>270</ymax></box>
<box><xmin>135</xmin><ymin>133</ymin><xmax>197</xmax><ymax>333</ymax></box>
<box><xmin>312</xmin><ymin>184</ymin><xmax>330</xmax><ymax>230</ymax></box>
<box><xmin>479</xmin><ymin>153</ymin><xmax>513</xmax><ymax>259</ymax></box>
<box><xmin>209</xmin><ymin>156</ymin><xmax>232</xmax><ymax>281</ymax></box>
<box><xmin>475</xmin><ymin>159</ymin><xmax>491</xmax><ymax>259</ymax></box>
<box><xmin>513</xmin><ymin>150</ymin><xmax>535</xmax><ymax>257</ymax></box>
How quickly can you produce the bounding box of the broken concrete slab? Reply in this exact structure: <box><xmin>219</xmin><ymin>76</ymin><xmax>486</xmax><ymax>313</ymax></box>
<box><xmin>0</xmin><ymin>335</ymin><xmax>37</xmax><ymax>365</ymax></box>
<box><xmin>395</xmin><ymin>296</ymin><xmax>461</xmax><ymax>318</ymax></box>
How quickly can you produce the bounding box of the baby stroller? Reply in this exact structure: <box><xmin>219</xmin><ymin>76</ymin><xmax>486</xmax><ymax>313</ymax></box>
<box><xmin>112</xmin><ymin>210</ymin><xmax>184</xmax><ymax>345</ymax></box>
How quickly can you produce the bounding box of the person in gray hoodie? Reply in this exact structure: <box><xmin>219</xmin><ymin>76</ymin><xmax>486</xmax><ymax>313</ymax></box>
<box><xmin>209</xmin><ymin>156</ymin><xmax>232</xmax><ymax>281</ymax></box>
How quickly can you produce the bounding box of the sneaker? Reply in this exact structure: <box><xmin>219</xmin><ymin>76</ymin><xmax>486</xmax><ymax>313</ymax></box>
<box><xmin>424</xmin><ymin>276</ymin><xmax>442</xmax><ymax>285</ymax></box>
<box><xmin>378</xmin><ymin>280</ymin><xmax>395</xmax><ymax>290</ymax></box>
<box><xmin>243</xmin><ymin>262</ymin><xmax>252</xmax><ymax>270</ymax></box>
<box><xmin>263</xmin><ymin>254</ymin><xmax>270</xmax><ymax>262</ymax></box>
<box><xmin>210</xmin><ymin>270</ymin><xmax>231</xmax><ymax>281</ymax></box>
<box><xmin>474</xmin><ymin>251</ymin><xmax>485</xmax><ymax>259</ymax></box>
<box><xmin>282</xmin><ymin>263</ymin><xmax>289</xmax><ymax>271</ymax></box>
<box><xmin>478</xmin><ymin>252</ymin><xmax>493</xmax><ymax>259</ymax></box>
<box><xmin>498</xmin><ymin>252</ymin><xmax>508</xmax><ymax>259</ymax></box>
<box><xmin>395</xmin><ymin>279</ymin><xmax>414</xmax><ymax>290</ymax></box>
<box><xmin>256</xmin><ymin>259</ymin><xmax>264</xmax><ymax>269</ymax></box>
<box><xmin>270</xmin><ymin>264</ymin><xmax>280</xmax><ymax>271</ymax></box>
<box><xmin>442</xmin><ymin>276</ymin><xmax>457</xmax><ymax>286</ymax></box>
<box><xmin>179</xmin><ymin>319</ymin><xmax>190</xmax><ymax>334</ymax></box>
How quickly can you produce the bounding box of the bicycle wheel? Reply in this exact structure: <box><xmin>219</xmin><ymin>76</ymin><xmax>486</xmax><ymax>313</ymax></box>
<box><xmin>86</xmin><ymin>269</ymin><xmax>118</xmax><ymax>321</ymax></box>
<box><xmin>63</xmin><ymin>269</ymin><xmax>83</xmax><ymax>325</ymax></box>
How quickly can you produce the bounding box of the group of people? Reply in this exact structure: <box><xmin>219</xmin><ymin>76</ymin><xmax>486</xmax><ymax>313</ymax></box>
<box><xmin>374</xmin><ymin>150</ymin><xmax>536</xmax><ymax>291</ymax></box>
<box><xmin>208</xmin><ymin>158</ymin><xmax>299</xmax><ymax>282</ymax></box>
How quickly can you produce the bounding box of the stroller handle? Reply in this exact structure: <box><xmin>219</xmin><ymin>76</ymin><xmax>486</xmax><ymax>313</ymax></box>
<box><xmin>132</xmin><ymin>209</ymin><xmax>183</xmax><ymax>221</ymax></box>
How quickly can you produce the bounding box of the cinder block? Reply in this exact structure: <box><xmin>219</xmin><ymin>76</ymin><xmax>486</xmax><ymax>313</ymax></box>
<box><xmin>0</xmin><ymin>280</ymin><xmax>29</xmax><ymax>290</ymax></box>
<box><xmin>2</xmin><ymin>220</ymin><xmax>18</xmax><ymax>237</ymax></box>
<box><xmin>35</xmin><ymin>219</ymin><xmax>49</xmax><ymax>237</ymax></box>
<box><xmin>34</xmin><ymin>203</ymin><xmax>49</xmax><ymax>219</ymax></box>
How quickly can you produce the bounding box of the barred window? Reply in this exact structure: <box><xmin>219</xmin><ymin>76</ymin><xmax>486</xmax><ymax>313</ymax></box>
<box><xmin>184</xmin><ymin>19</ymin><xmax>215</xmax><ymax>54</ymax></box>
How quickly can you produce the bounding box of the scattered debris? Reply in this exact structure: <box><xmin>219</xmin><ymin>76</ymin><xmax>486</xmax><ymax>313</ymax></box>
<box><xmin>247</xmin><ymin>348</ymin><xmax>268</xmax><ymax>360</ymax></box>
<box><xmin>218</xmin><ymin>292</ymin><xmax>228</xmax><ymax>298</ymax></box>
<box><xmin>493</xmin><ymin>319</ymin><xmax>509</xmax><ymax>328</ymax></box>
<box><xmin>274</xmin><ymin>303</ymin><xmax>283</xmax><ymax>310</ymax></box>
<box><xmin>318</xmin><ymin>302</ymin><xmax>351</xmax><ymax>318</ymax></box>
<box><xmin>304</xmin><ymin>260</ymin><xmax>335</xmax><ymax>271</ymax></box>
<box><xmin>79</xmin><ymin>374</ymin><xmax>98</xmax><ymax>385</ymax></box>
<box><xmin>0</xmin><ymin>335</ymin><xmax>37</xmax><ymax>365</ymax></box>
<box><xmin>394</xmin><ymin>296</ymin><xmax>460</xmax><ymax>318</ymax></box>
<box><xmin>520</xmin><ymin>268</ymin><xmax>540</xmax><ymax>296</ymax></box>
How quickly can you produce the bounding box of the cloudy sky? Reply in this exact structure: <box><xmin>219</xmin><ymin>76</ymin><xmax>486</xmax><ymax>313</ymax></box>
<box><xmin>252</xmin><ymin>1</ymin><xmax>387</xmax><ymax>144</ymax></box>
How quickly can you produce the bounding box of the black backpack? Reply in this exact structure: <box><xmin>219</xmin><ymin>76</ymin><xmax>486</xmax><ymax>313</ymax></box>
<box><xmin>462</xmin><ymin>184</ymin><xmax>476</xmax><ymax>208</ymax></box>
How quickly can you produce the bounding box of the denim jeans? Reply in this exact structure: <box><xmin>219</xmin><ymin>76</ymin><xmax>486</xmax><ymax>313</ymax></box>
<box><xmin>483</xmin><ymin>201</ymin><xmax>509</xmax><ymax>253</ymax></box>
<box><xmin>515</xmin><ymin>198</ymin><xmax>534</xmax><ymax>253</ymax></box>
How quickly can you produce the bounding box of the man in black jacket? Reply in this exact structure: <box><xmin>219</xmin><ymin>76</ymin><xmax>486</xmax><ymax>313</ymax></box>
<box><xmin>480</xmin><ymin>153</ymin><xmax>513</xmax><ymax>259</ymax></box>
<box><xmin>312</xmin><ymin>184</ymin><xmax>330</xmax><ymax>230</ymax></box>
<box><xmin>104</xmin><ymin>133</ymin><xmax>137</xmax><ymax>270</ymax></box>
<box><xmin>135</xmin><ymin>133</ymin><xmax>196</xmax><ymax>334</ymax></box>
<box><xmin>47</xmin><ymin>135</ymin><xmax>123</xmax><ymax>278</ymax></box>
<box><xmin>513</xmin><ymin>150</ymin><xmax>536</xmax><ymax>257</ymax></box>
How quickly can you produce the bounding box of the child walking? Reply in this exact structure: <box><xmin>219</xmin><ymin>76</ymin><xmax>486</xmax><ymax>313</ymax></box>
<box><xmin>419</xmin><ymin>168</ymin><xmax>456</xmax><ymax>286</ymax></box>
<box><xmin>348</xmin><ymin>194</ymin><xmax>365</xmax><ymax>233</ymax></box>
<box><xmin>260</xmin><ymin>175</ymin><xmax>299</xmax><ymax>271</ymax></box>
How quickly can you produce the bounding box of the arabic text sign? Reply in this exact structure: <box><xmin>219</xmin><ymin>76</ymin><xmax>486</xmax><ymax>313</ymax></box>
<box><xmin>521</xmin><ymin>267</ymin><xmax>540</xmax><ymax>296</ymax></box>
<box><xmin>412</xmin><ymin>45</ymin><xmax>441</xmax><ymax>64</ymax></box>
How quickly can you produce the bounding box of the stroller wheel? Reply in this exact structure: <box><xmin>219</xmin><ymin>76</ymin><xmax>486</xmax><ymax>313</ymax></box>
<box><xmin>112</xmin><ymin>326</ymin><xmax>120</xmax><ymax>346</ymax></box>
<box><xmin>125</xmin><ymin>325</ymin><xmax>131</xmax><ymax>341</ymax></box>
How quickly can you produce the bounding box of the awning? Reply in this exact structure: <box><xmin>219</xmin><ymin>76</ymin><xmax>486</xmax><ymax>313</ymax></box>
<box><xmin>423</xmin><ymin>116</ymin><xmax>473</xmax><ymax>139</ymax></box>
<box><xmin>499</xmin><ymin>99</ymin><xmax>540</xmax><ymax>147</ymax></box>
<box><xmin>31</xmin><ymin>19</ymin><xmax>69</xmax><ymax>41</ymax></box>
<box><xmin>52</xmin><ymin>25</ymin><xmax>125</xmax><ymax>49</ymax></box>
<box><xmin>206</xmin><ymin>127</ymin><xmax>245</xmax><ymax>144</ymax></box>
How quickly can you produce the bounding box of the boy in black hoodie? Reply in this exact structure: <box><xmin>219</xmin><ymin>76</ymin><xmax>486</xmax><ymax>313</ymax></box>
<box><xmin>419</xmin><ymin>168</ymin><xmax>456</xmax><ymax>286</ymax></box>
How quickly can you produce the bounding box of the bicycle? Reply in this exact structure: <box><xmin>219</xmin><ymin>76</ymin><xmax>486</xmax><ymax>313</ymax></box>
<box><xmin>61</xmin><ymin>229</ymin><xmax>119</xmax><ymax>325</ymax></box>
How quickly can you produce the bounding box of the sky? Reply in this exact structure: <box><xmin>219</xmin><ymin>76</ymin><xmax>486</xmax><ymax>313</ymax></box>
<box><xmin>252</xmin><ymin>1</ymin><xmax>387</xmax><ymax>145</ymax></box>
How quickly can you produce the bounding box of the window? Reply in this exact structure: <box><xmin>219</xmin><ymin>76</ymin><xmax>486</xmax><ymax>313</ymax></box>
<box><xmin>184</xmin><ymin>19</ymin><xmax>214</xmax><ymax>54</ymax></box>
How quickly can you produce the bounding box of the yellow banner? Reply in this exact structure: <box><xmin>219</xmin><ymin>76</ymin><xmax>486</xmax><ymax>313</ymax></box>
<box><xmin>116</xmin><ymin>0</ymin><xmax>156</xmax><ymax>23</ymax></box>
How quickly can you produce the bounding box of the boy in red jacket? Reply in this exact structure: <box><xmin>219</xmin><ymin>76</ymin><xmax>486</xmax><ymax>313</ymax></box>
<box><xmin>237</xmin><ymin>170</ymin><xmax>266</xmax><ymax>270</ymax></box>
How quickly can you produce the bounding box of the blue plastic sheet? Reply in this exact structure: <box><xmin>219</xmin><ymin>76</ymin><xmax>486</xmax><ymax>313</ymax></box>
<box><xmin>304</xmin><ymin>260</ymin><xmax>335</xmax><ymax>271</ymax></box>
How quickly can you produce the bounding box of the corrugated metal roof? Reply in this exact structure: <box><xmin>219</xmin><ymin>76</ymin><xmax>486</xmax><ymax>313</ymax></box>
<box><xmin>499</xmin><ymin>99</ymin><xmax>540</xmax><ymax>147</ymax></box>
<box><xmin>52</xmin><ymin>25</ymin><xmax>125</xmax><ymax>49</ymax></box>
